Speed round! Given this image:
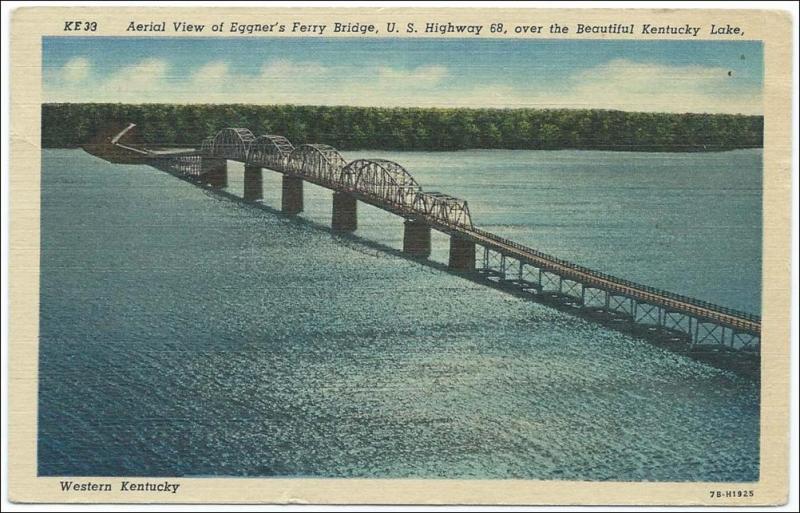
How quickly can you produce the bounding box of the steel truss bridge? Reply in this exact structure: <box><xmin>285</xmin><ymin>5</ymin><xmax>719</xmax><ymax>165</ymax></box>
<box><xmin>110</xmin><ymin>124</ymin><xmax>761</xmax><ymax>356</ymax></box>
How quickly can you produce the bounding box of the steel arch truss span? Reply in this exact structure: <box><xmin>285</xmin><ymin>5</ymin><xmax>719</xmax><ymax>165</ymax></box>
<box><xmin>286</xmin><ymin>144</ymin><xmax>347</xmax><ymax>184</ymax></box>
<box><xmin>340</xmin><ymin>159</ymin><xmax>421</xmax><ymax>208</ymax></box>
<box><xmin>211</xmin><ymin>128</ymin><xmax>256</xmax><ymax>161</ymax></box>
<box><xmin>122</xmin><ymin>121</ymin><xmax>761</xmax><ymax>362</ymax></box>
<box><xmin>200</xmin><ymin>136</ymin><xmax>214</xmax><ymax>155</ymax></box>
<box><xmin>248</xmin><ymin>135</ymin><xmax>295</xmax><ymax>171</ymax></box>
<box><xmin>414</xmin><ymin>192</ymin><xmax>473</xmax><ymax>229</ymax></box>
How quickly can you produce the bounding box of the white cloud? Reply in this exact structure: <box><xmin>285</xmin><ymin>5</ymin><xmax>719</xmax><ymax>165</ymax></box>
<box><xmin>259</xmin><ymin>59</ymin><xmax>330</xmax><ymax>78</ymax></box>
<box><xmin>45</xmin><ymin>56</ymin><xmax>761</xmax><ymax>115</ymax></box>
<box><xmin>100</xmin><ymin>58</ymin><xmax>170</xmax><ymax>99</ymax></box>
<box><xmin>61</xmin><ymin>56</ymin><xmax>91</xmax><ymax>82</ymax></box>
<box><xmin>189</xmin><ymin>61</ymin><xmax>230</xmax><ymax>88</ymax></box>
<box><xmin>376</xmin><ymin>65</ymin><xmax>448</xmax><ymax>86</ymax></box>
<box><xmin>417</xmin><ymin>59</ymin><xmax>762</xmax><ymax>114</ymax></box>
<box><xmin>562</xmin><ymin>58</ymin><xmax>761</xmax><ymax>114</ymax></box>
<box><xmin>47</xmin><ymin>58</ymin><xmax>171</xmax><ymax>103</ymax></box>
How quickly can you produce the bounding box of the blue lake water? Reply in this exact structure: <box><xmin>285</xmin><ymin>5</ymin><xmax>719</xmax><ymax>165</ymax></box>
<box><xmin>38</xmin><ymin>148</ymin><xmax>761</xmax><ymax>480</ymax></box>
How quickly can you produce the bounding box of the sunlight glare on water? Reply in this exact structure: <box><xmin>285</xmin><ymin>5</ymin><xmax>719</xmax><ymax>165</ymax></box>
<box><xmin>38</xmin><ymin>149</ymin><xmax>760</xmax><ymax>480</ymax></box>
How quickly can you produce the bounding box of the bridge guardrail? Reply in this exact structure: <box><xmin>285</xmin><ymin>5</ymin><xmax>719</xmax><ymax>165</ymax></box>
<box><xmin>131</xmin><ymin>125</ymin><xmax>761</xmax><ymax>333</ymax></box>
<box><xmin>228</xmin><ymin>157</ymin><xmax>761</xmax><ymax>330</ymax></box>
<box><xmin>466</xmin><ymin>226</ymin><xmax>760</xmax><ymax>325</ymax></box>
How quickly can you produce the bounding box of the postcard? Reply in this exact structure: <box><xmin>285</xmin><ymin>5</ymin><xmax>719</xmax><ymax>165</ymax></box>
<box><xmin>6</xmin><ymin>5</ymin><xmax>794</xmax><ymax>505</ymax></box>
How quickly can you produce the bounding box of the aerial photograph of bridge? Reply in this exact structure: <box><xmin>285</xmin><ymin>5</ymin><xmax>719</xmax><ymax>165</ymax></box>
<box><xmin>38</xmin><ymin>36</ymin><xmax>763</xmax><ymax>481</ymax></box>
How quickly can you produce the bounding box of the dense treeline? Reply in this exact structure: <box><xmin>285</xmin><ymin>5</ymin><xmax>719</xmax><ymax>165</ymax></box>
<box><xmin>42</xmin><ymin>103</ymin><xmax>763</xmax><ymax>152</ymax></box>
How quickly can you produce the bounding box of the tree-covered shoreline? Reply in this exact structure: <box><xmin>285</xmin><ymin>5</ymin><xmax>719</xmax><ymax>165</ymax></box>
<box><xmin>42</xmin><ymin>103</ymin><xmax>763</xmax><ymax>152</ymax></box>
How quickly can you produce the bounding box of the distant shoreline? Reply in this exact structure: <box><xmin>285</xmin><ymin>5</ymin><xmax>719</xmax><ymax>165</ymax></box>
<box><xmin>45</xmin><ymin>146</ymin><xmax>763</xmax><ymax>155</ymax></box>
<box><xmin>42</xmin><ymin>103</ymin><xmax>763</xmax><ymax>153</ymax></box>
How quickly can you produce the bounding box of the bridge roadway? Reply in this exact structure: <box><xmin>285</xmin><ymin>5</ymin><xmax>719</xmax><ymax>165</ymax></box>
<box><xmin>451</xmin><ymin>225</ymin><xmax>760</xmax><ymax>335</ymax></box>
<box><xmin>296</xmin><ymin>176</ymin><xmax>761</xmax><ymax>336</ymax></box>
<box><xmin>113</xmin><ymin>124</ymin><xmax>760</xmax><ymax>350</ymax></box>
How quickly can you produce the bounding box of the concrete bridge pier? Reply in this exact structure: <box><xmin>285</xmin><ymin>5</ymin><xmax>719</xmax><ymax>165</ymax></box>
<box><xmin>281</xmin><ymin>175</ymin><xmax>304</xmax><ymax>215</ymax></box>
<box><xmin>402</xmin><ymin>220</ymin><xmax>431</xmax><ymax>258</ymax></box>
<box><xmin>201</xmin><ymin>157</ymin><xmax>227</xmax><ymax>188</ymax></box>
<box><xmin>448</xmin><ymin>236</ymin><xmax>476</xmax><ymax>272</ymax></box>
<box><xmin>243</xmin><ymin>165</ymin><xmax>262</xmax><ymax>201</ymax></box>
<box><xmin>332</xmin><ymin>192</ymin><xmax>358</xmax><ymax>232</ymax></box>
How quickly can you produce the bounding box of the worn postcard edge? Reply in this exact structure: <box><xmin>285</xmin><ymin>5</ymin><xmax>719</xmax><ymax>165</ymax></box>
<box><xmin>7</xmin><ymin>6</ymin><xmax>795</xmax><ymax>505</ymax></box>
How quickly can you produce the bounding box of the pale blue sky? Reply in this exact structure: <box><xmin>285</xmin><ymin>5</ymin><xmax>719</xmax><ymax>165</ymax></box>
<box><xmin>43</xmin><ymin>37</ymin><xmax>763</xmax><ymax>114</ymax></box>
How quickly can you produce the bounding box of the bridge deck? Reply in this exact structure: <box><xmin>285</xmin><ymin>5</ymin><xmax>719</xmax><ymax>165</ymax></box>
<box><xmin>453</xmin><ymin>226</ymin><xmax>760</xmax><ymax>334</ymax></box>
<box><xmin>111</xmin><ymin>124</ymin><xmax>760</xmax><ymax>340</ymax></box>
<box><xmin>239</xmin><ymin>159</ymin><xmax>761</xmax><ymax>336</ymax></box>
